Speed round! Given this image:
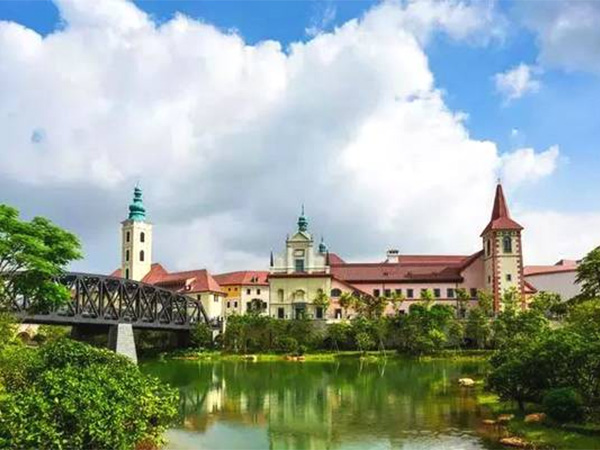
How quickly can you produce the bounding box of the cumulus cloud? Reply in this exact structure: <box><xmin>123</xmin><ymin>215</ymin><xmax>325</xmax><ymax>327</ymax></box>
<box><xmin>517</xmin><ymin>1</ymin><xmax>600</xmax><ymax>74</ymax></box>
<box><xmin>495</xmin><ymin>63</ymin><xmax>541</xmax><ymax>101</ymax></box>
<box><xmin>0</xmin><ymin>0</ymin><xmax>565</xmax><ymax>273</ymax></box>
<box><xmin>501</xmin><ymin>145</ymin><xmax>560</xmax><ymax>187</ymax></box>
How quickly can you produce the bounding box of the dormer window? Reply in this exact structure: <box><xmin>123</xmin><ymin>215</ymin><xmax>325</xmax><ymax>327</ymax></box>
<box><xmin>503</xmin><ymin>235</ymin><xmax>512</xmax><ymax>253</ymax></box>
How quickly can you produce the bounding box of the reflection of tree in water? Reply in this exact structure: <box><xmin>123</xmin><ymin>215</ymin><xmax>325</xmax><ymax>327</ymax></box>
<box><xmin>142</xmin><ymin>359</ymin><xmax>489</xmax><ymax>449</ymax></box>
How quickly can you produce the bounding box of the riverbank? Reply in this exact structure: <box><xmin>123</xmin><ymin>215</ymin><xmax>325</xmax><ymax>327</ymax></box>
<box><xmin>477</xmin><ymin>390</ymin><xmax>600</xmax><ymax>449</ymax></box>
<box><xmin>161</xmin><ymin>348</ymin><xmax>493</xmax><ymax>362</ymax></box>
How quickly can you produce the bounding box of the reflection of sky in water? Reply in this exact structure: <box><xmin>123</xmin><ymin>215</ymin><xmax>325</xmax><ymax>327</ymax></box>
<box><xmin>165</xmin><ymin>424</ymin><xmax>269</xmax><ymax>450</ymax></box>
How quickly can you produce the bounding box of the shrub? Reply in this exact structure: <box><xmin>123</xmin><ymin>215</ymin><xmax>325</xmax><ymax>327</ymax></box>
<box><xmin>276</xmin><ymin>336</ymin><xmax>298</xmax><ymax>354</ymax></box>
<box><xmin>0</xmin><ymin>339</ymin><xmax>177</xmax><ymax>449</ymax></box>
<box><xmin>543</xmin><ymin>387</ymin><xmax>584</xmax><ymax>423</ymax></box>
<box><xmin>190</xmin><ymin>322</ymin><xmax>213</xmax><ymax>349</ymax></box>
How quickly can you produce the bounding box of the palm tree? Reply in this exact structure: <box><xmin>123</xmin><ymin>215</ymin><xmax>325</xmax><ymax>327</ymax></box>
<box><xmin>339</xmin><ymin>292</ymin><xmax>356</xmax><ymax>319</ymax></box>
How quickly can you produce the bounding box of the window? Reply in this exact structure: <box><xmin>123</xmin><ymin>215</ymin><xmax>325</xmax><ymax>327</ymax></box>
<box><xmin>488</xmin><ymin>275</ymin><xmax>491</xmax><ymax>283</ymax></box>
<box><xmin>503</xmin><ymin>235</ymin><xmax>512</xmax><ymax>253</ymax></box>
<box><xmin>227</xmin><ymin>301</ymin><xmax>230</xmax><ymax>308</ymax></box>
<box><xmin>278</xmin><ymin>307</ymin><xmax>285</xmax><ymax>319</ymax></box>
<box><xmin>214</xmin><ymin>296</ymin><xmax>219</xmax><ymax>303</ymax></box>
<box><xmin>407</xmin><ymin>289</ymin><xmax>414</xmax><ymax>298</ymax></box>
<box><xmin>506</xmin><ymin>274</ymin><xmax>512</xmax><ymax>282</ymax></box>
<box><xmin>316</xmin><ymin>307</ymin><xmax>323</xmax><ymax>319</ymax></box>
<box><xmin>247</xmin><ymin>289</ymin><xmax>251</xmax><ymax>295</ymax></box>
<box><xmin>295</xmin><ymin>259</ymin><xmax>305</xmax><ymax>272</ymax></box>
<box><xmin>486</xmin><ymin>239</ymin><xmax>491</xmax><ymax>256</ymax></box>
<box><xmin>139</xmin><ymin>250</ymin><xmax>145</xmax><ymax>262</ymax></box>
<box><xmin>470</xmin><ymin>288</ymin><xmax>477</xmax><ymax>299</ymax></box>
<box><xmin>140</xmin><ymin>232</ymin><xmax>145</xmax><ymax>243</ymax></box>
<box><xmin>384</xmin><ymin>289</ymin><xmax>391</xmax><ymax>297</ymax></box>
<box><xmin>257</xmin><ymin>289</ymin><xmax>261</xmax><ymax>295</ymax></box>
<box><xmin>125</xmin><ymin>268</ymin><xmax>129</xmax><ymax>279</ymax></box>
<box><xmin>373</xmin><ymin>289</ymin><xmax>381</xmax><ymax>297</ymax></box>
<box><xmin>447</xmin><ymin>288</ymin><xmax>455</xmax><ymax>298</ymax></box>
<box><xmin>234</xmin><ymin>301</ymin><xmax>238</xmax><ymax>308</ymax></box>
<box><xmin>125</xmin><ymin>250</ymin><xmax>130</xmax><ymax>262</ymax></box>
<box><xmin>331</xmin><ymin>288</ymin><xmax>342</xmax><ymax>297</ymax></box>
<box><xmin>395</xmin><ymin>289</ymin><xmax>402</xmax><ymax>295</ymax></box>
<box><xmin>126</xmin><ymin>231</ymin><xmax>130</xmax><ymax>243</ymax></box>
<box><xmin>434</xmin><ymin>288</ymin><xmax>441</xmax><ymax>298</ymax></box>
<box><xmin>335</xmin><ymin>308</ymin><xmax>342</xmax><ymax>319</ymax></box>
<box><xmin>278</xmin><ymin>289</ymin><xmax>284</xmax><ymax>302</ymax></box>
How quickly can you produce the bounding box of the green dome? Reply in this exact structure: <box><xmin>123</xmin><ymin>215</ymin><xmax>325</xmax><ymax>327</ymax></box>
<box><xmin>319</xmin><ymin>237</ymin><xmax>328</xmax><ymax>253</ymax></box>
<box><xmin>297</xmin><ymin>205</ymin><xmax>308</xmax><ymax>232</ymax></box>
<box><xmin>128</xmin><ymin>186</ymin><xmax>146</xmax><ymax>221</ymax></box>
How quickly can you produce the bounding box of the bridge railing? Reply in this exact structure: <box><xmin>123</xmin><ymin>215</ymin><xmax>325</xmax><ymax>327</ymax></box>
<box><xmin>9</xmin><ymin>272</ymin><xmax>210</xmax><ymax>330</ymax></box>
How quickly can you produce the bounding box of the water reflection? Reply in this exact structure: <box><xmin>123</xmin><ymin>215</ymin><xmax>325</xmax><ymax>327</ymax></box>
<box><xmin>142</xmin><ymin>359</ymin><xmax>500</xmax><ymax>450</ymax></box>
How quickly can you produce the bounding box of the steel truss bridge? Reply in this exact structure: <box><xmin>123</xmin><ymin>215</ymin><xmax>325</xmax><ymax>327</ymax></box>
<box><xmin>8</xmin><ymin>272</ymin><xmax>210</xmax><ymax>330</ymax></box>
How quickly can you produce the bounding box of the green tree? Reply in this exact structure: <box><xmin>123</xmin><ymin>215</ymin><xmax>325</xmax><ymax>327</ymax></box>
<box><xmin>190</xmin><ymin>322</ymin><xmax>213</xmax><ymax>349</ymax></box>
<box><xmin>338</xmin><ymin>292</ymin><xmax>356</xmax><ymax>318</ymax></box>
<box><xmin>313</xmin><ymin>289</ymin><xmax>331</xmax><ymax>319</ymax></box>
<box><xmin>455</xmin><ymin>288</ymin><xmax>470</xmax><ymax>318</ymax></box>
<box><xmin>576</xmin><ymin>246</ymin><xmax>600</xmax><ymax>299</ymax></box>
<box><xmin>477</xmin><ymin>290</ymin><xmax>494</xmax><ymax>316</ymax></box>
<box><xmin>355</xmin><ymin>332</ymin><xmax>375</xmax><ymax>355</ymax></box>
<box><xmin>327</xmin><ymin>322</ymin><xmax>352</xmax><ymax>351</ymax></box>
<box><xmin>0</xmin><ymin>205</ymin><xmax>82</xmax><ymax>312</ymax></box>
<box><xmin>465</xmin><ymin>307</ymin><xmax>491</xmax><ymax>349</ymax></box>
<box><xmin>0</xmin><ymin>313</ymin><xmax>16</xmax><ymax>349</ymax></box>
<box><xmin>530</xmin><ymin>291</ymin><xmax>564</xmax><ymax>319</ymax></box>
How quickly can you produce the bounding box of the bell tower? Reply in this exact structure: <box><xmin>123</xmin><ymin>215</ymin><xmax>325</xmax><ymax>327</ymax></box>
<box><xmin>481</xmin><ymin>183</ymin><xmax>524</xmax><ymax>312</ymax></box>
<box><xmin>121</xmin><ymin>186</ymin><xmax>152</xmax><ymax>281</ymax></box>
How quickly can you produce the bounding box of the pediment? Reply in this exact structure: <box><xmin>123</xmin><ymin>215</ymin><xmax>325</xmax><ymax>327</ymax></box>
<box><xmin>288</xmin><ymin>231</ymin><xmax>312</xmax><ymax>242</ymax></box>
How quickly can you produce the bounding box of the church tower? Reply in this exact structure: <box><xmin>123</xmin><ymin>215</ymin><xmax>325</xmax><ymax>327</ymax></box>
<box><xmin>121</xmin><ymin>186</ymin><xmax>152</xmax><ymax>281</ymax></box>
<box><xmin>481</xmin><ymin>183</ymin><xmax>524</xmax><ymax>312</ymax></box>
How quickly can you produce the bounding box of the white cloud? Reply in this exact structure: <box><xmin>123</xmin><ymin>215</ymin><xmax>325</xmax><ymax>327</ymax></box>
<box><xmin>0</xmin><ymin>0</ymin><xmax>567</xmax><ymax>274</ymax></box>
<box><xmin>517</xmin><ymin>1</ymin><xmax>600</xmax><ymax>74</ymax></box>
<box><xmin>495</xmin><ymin>63</ymin><xmax>541</xmax><ymax>101</ymax></box>
<box><xmin>306</xmin><ymin>2</ymin><xmax>337</xmax><ymax>38</ymax></box>
<box><xmin>501</xmin><ymin>145</ymin><xmax>560</xmax><ymax>187</ymax></box>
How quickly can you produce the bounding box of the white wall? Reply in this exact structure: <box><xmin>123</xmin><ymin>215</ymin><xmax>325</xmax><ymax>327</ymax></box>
<box><xmin>525</xmin><ymin>271</ymin><xmax>580</xmax><ymax>301</ymax></box>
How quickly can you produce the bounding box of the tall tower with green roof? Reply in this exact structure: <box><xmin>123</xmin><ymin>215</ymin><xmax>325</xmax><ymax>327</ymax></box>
<box><xmin>121</xmin><ymin>185</ymin><xmax>153</xmax><ymax>281</ymax></box>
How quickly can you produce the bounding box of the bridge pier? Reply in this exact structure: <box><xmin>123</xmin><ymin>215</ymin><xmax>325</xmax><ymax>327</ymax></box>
<box><xmin>108</xmin><ymin>324</ymin><xmax>138</xmax><ymax>364</ymax></box>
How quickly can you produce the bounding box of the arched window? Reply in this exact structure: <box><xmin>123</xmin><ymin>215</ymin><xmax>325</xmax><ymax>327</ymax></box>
<box><xmin>140</xmin><ymin>250</ymin><xmax>145</xmax><ymax>262</ymax></box>
<box><xmin>126</xmin><ymin>231</ymin><xmax>130</xmax><ymax>243</ymax></box>
<box><xmin>140</xmin><ymin>232</ymin><xmax>145</xmax><ymax>243</ymax></box>
<box><xmin>331</xmin><ymin>288</ymin><xmax>342</xmax><ymax>297</ymax></box>
<box><xmin>125</xmin><ymin>268</ymin><xmax>129</xmax><ymax>279</ymax></box>
<box><xmin>125</xmin><ymin>250</ymin><xmax>129</xmax><ymax>262</ymax></box>
<box><xmin>503</xmin><ymin>235</ymin><xmax>512</xmax><ymax>253</ymax></box>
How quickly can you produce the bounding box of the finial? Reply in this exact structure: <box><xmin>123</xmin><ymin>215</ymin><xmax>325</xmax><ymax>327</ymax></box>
<box><xmin>319</xmin><ymin>236</ymin><xmax>328</xmax><ymax>253</ymax></box>
<box><xmin>297</xmin><ymin>204</ymin><xmax>308</xmax><ymax>232</ymax></box>
<box><xmin>270</xmin><ymin>251</ymin><xmax>274</xmax><ymax>267</ymax></box>
<box><xmin>128</xmin><ymin>184</ymin><xmax>146</xmax><ymax>221</ymax></box>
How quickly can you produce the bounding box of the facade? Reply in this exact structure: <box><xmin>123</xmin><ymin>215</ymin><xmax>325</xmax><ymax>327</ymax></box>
<box><xmin>268</xmin><ymin>184</ymin><xmax>534</xmax><ymax>320</ymax></box>
<box><xmin>213</xmin><ymin>271</ymin><xmax>270</xmax><ymax>317</ymax></box>
<box><xmin>524</xmin><ymin>259</ymin><xmax>581</xmax><ymax>300</ymax></box>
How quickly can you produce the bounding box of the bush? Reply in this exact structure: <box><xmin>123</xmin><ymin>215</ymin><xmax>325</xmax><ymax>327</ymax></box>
<box><xmin>190</xmin><ymin>322</ymin><xmax>213</xmax><ymax>349</ymax></box>
<box><xmin>543</xmin><ymin>388</ymin><xmax>584</xmax><ymax>423</ymax></box>
<box><xmin>276</xmin><ymin>336</ymin><xmax>298</xmax><ymax>354</ymax></box>
<box><xmin>0</xmin><ymin>339</ymin><xmax>177</xmax><ymax>449</ymax></box>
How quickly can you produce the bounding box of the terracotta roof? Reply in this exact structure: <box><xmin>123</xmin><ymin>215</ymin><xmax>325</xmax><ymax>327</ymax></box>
<box><xmin>524</xmin><ymin>280</ymin><xmax>538</xmax><ymax>294</ymax></box>
<box><xmin>328</xmin><ymin>253</ymin><xmax>346</xmax><ymax>265</ymax></box>
<box><xmin>525</xmin><ymin>259</ymin><xmax>579</xmax><ymax>276</ymax></box>
<box><xmin>213</xmin><ymin>271</ymin><xmax>269</xmax><ymax>286</ymax></box>
<box><xmin>108</xmin><ymin>263</ymin><xmax>224</xmax><ymax>294</ymax></box>
<box><xmin>481</xmin><ymin>183</ymin><xmax>523</xmax><ymax>236</ymax></box>
<box><xmin>330</xmin><ymin>252</ymin><xmax>481</xmax><ymax>283</ymax></box>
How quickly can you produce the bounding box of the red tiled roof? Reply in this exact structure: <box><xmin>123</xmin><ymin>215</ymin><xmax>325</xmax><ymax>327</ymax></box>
<box><xmin>328</xmin><ymin>253</ymin><xmax>346</xmax><ymax>265</ymax></box>
<box><xmin>213</xmin><ymin>271</ymin><xmax>269</xmax><ymax>286</ymax></box>
<box><xmin>525</xmin><ymin>259</ymin><xmax>579</xmax><ymax>276</ymax></box>
<box><xmin>108</xmin><ymin>263</ymin><xmax>224</xmax><ymax>294</ymax></box>
<box><xmin>330</xmin><ymin>252</ymin><xmax>481</xmax><ymax>283</ymax></box>
<box><xmin>524</xmin><ymin>280</ymin><xmax>538</xmax><ymax>294</ymax></box>
<box><xmin>480</xmin><ymin>184</ymin><xmax>523</xmax><ymax>236</ymax></box>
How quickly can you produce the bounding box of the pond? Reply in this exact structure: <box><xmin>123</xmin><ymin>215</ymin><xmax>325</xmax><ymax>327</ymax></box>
<box><xmin>142</xmin><ymin>357</ymin><xmax>512</xmax><ymax>450</ymax></box>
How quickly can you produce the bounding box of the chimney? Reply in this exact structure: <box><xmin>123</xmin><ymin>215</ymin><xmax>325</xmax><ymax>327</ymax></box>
<box><xmin>386</xmin><ymin>249</ymin><xmax>400</xmax><ymax>263</ymax></box>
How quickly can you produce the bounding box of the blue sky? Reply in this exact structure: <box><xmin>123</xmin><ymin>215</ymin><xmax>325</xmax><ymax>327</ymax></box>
<box><xmin>1</xmin><ymin>0</ymin><xmax>599</xmax><ymax>271</ymax></box>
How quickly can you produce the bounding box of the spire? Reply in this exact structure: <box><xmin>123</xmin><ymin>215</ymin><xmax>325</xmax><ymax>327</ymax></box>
<box><xmin>297</xmin><ymin>204</ymin><xmax>308</xmax><ymax>232</ymax></box>
<box><xmin>481</xmin><ymin>182</ymin><xmax>523</xmax><ymax>236</ymax></box>
<box><xmin>318</xmin><ymin>236</ymin><xmax>328</xmax><ymax>253</ymax></box>
<box><xmin>270</xmin><ymin>251</ymin><xmax>274</xmax><ymax>267</ymax></box>
<box><xmin>490</xmin><ymin>182</ymin><xmax>510</xmax><ymax>220</ymax></box>
<box><xmin>128</xmin><ymin>185</ymin><xmax>146</xmax><ymax>221</ymax></box>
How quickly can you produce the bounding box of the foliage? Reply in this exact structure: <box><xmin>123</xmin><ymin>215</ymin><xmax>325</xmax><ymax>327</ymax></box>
<box><xmin>0</xmin><ymin>339</ymin><xmax>177</xmax><ymax>449</ymax></box>
<box><xmin>190</xmin><ymin>322</ymin><xmax>213</xmax><ymax>349</ymax></box>
<box><xmin>313</xmin><ymin>289</ymin><xmax>331</xmax><ymax>313</ymax></box>
<box><xmin>353</xmin><ymin>294</ymin><xmax>388</xmax><ymax>319</ymax></box>
<box><xmin>338</xmin><ymin>292</ymin><xmax>357</xmax><ymax>316</ymax></box>
<box><xmin>465</xmin><ymin>307</ymin><xmax>491</xmax><ymax>349</ymax></box>
<box><xmin>529</xmin><ymin>291</ymin><xmax>565</xmax><ymax>319</ymax></box>
<box><xmin>576</xmin><ymin>247</ymin><xmax>600</xmax><ymax>299</ymax></box>
<box><xmin>543</xmin><ymin>387</ymin><xmax>584</xmax><ymax>423</ymax></box>
<box><xmin>0</xmin><ymin>204</ymin><xmax>82</xmax><ymax>312</ymax></box>
<box><xmin>492</xmin><ymin>307</ymin><xmax>549</xmax><ymax>349</ymax></box>
<box><xmin>32</xmin><ymin>325</ymin><xmax>70</xmax><ymax>345</ymax></box>
<box><xmin>355</xmin><ymin>332</ymin><xmax>375</xmax><ymax>354</ymax></box>
<box><xmin>394</xmin><ymin>304</ymin><xmax>456</xmax><ymax>355</ymax></box>
<box><xmin>275</xmin><ymin>336</ymin><xmax>298</xmax><ymax>354</ymax></box>
<box><xmin>326</xmin><ymin>322</ymin><xmax>353</xmax><ymax>351</ymax></box>
<box><xmin>0</xmin><ymin>313</ymin><xmax>16</xmax><ymax>349</ymax></box>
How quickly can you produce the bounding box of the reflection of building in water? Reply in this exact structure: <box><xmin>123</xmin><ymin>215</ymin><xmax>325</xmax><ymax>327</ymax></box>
<box><xmin>172</xmin><ymin>361</ymin><xmax>489</xmax><ymax>450</ymax></box>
